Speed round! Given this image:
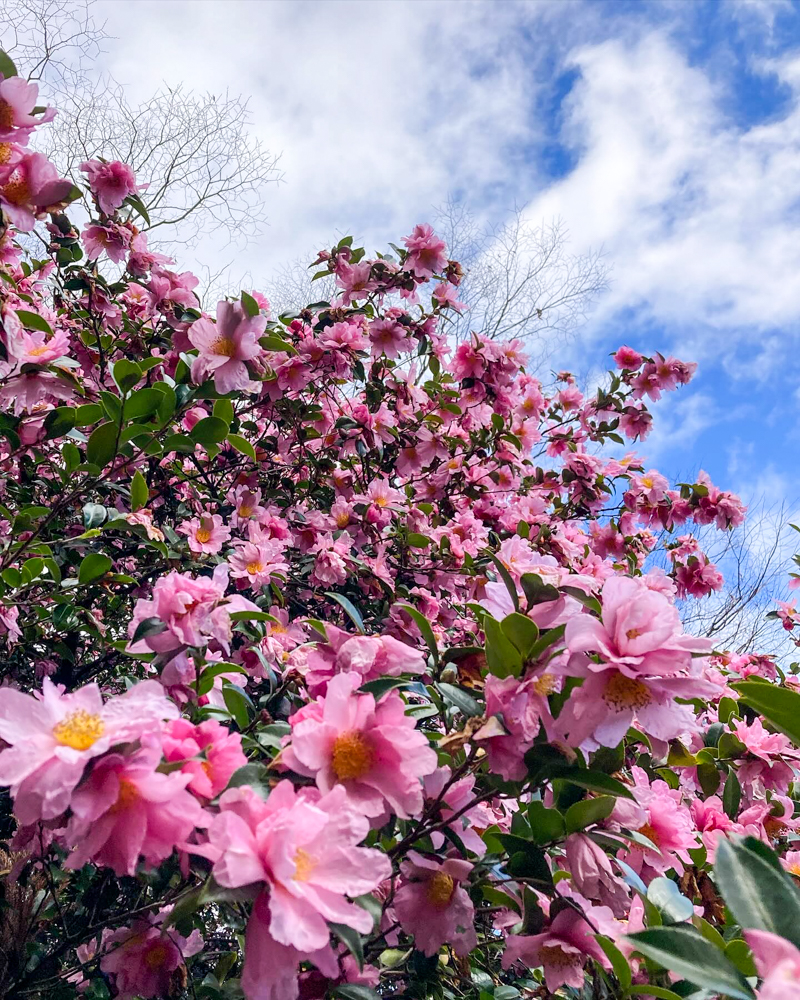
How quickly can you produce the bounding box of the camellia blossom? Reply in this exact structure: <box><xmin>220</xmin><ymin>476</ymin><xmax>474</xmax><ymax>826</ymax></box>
<box><xmin>0</xmin><ymin>678</ymin><xmax>177</xmax><ymax>824</ymax></box>
<box><xmin>188</xmin><ymin>299</ymin><xmax>266</xmax><ymax>394</ymax></box>
<box><xmin>744</xmin><ymin>930</ymin><xmax>800</xmax><ymax>1000</ymax></box>
<box><xmin>65</xmin><ymin>745</ymin><xmax>205</xmax><ymax>877</ymax></box>
<box><xmin>282</xmin><ymin>671</ymin><xmax>437</xmax><ymax>819</ymax></box>
<box><xmin>0</xmin><ymin>151</ymin><xmax>73</xmax><ymax>230</ymax></box>
<box><xmin>80</xmin><ymin>158</ymin><xmax>144</xmax><ymax>215</ymax></box>
<box><xmin>161</xmin><ymin>717</ymin><xmax>247</xmax><ymax>799</ymax></box>
<box><xmin>394</xmin><ymin>852</ymin><xmax>477</xmax><ymax>956</ymax></box>
<box><xmin>0</xmin><ymin>74</ymin><xmax>55</xmax><ymax>141</ymax></box>
<box><xmin>178</xmin><ymin>511</ymin><xmax>231</xmax><ymax>555</ymax></box>
<box><xmin>300</xmin><ymin>624</ymin><xmax>426</xmax><ymax>695</ymax></box>
<box><xmin>201</xmin><ymin>781</ymin><xmax>390</xmax><ymax>991</ymax></box>
<box><xmin>402</xmin><ymin>224</ymin><xmax>448</xmax><ymax>280</ymax></box>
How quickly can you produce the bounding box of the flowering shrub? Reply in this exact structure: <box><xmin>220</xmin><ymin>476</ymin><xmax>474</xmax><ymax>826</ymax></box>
<box><xmin>3</xmin><ymin>47</ymin><xmax>800</xmax><ymax>1000</ymax></box>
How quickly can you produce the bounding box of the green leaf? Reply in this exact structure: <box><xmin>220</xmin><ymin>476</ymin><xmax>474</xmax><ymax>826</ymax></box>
<box><xmin>714</xmin><ymin>837</ymin><xmax>800</xmax><ymax>950</ymax></box>
<box><xmin>333</xmin><ymin>987</ymin><xmax>379</xmax><ymax>1000</ymax></box>
<box><xmin>112</xmin><ymin>359</ymin><xmax>141</xmax><ymax>393</ymax></box>
<box><xmin>501</xmin><ymin>612</ymin><xmax>539</xmax><ymax>659</ymax></box>
<box><xmin>696</xmin><ymin>761</ymin><xmax>720</xmax><ymax>796</ymax></box>
<box><xmin>484</xmin><ymin>615</ymin><xmax>523</xmax><ymax>678</ymax></box>
<box><xmin>44</xmin><ymin>406</ymin><xmax>77</xmax><ymax>440</ymax></box>
<box><xmin>163</xmin><ymin>433</ymin><xmax>196</xmax><ymax>454</ymax></box>
<box><xmin>595</xmin><ymin>934</ymin><xmax>632</xmax><ymax>989</ymax></box>
<box><xmin>260</xmin><ymin>334</ymin><xmax>297</xmax><ymax>354</ymax></box>
<box><xmin>124</xmin><ymin>192</ymin><xmax>151</xmax><ymax>225</ymax></box>
<box><xmin>497</xmin><ymin>835</ymin><xmax>553</xmax><ymax>886</ymax></box>
<box><xmin>732</xmin><ymin>679</ymin><xmax>800</xmax><ymax>745</ymax></box>
<box><xmin>565</xmin><ymin>795</ymin><xmax>615</xmax><ymax>834</ymax></box>
<box><xmin>396</xmin><ymin>602</ymin><xmax>438</xmax><ymax>664</ymax></box>
<box><xmin>190</xmin><ymin>416</ymin><xmax>228</xmax><ymax>446</ymax></box>
<box><xmin>197</xmin><ymin>662</ymin><xmax>249</xmax><ymax>696</ymax></box>
<box><xmin>125</xmin><ymin>388</ymin><xmax>162</xmax><ymax>421</ymax></box>
<box><xmin>0</xmin><ymin>50</ymin><xmax>18</xmax><ymax>78</ymax></box>
<box><xmin>78</xmin><ymin>553</ymin><xmax>113</xmax><ymax>585</ymax></box>
<box><xmin>486</xmin><ymin>552</ymin><xmax>520</xmax><ymax>612</ymax></box>
<box><xmin>228</xmin><ymin>433</ymin><xmax>256</xmax><ymax>460</ymax></box>
<box><xmin>647</xmin><ymin>877</ymin><xmax>694</xmax><ymax>923</ymax></box>
<box><xmin>627</xmin><ymin>987</ymin><xmax>685</xmax><ymax>1000</ymax></box>
<box><xmin>222</xmin><ymin>683</ymin><xmax>253</xmax><ymax>729</ymax></box>
<box><xmin>722</xmin><ymin>769</ymin><xmax>741</xmax><ymax>819</ymax></box>
<box><xmin>359</xmin><ymin>677</ymin><xmax>410</xmax><ymax>699</ymax></box>
<box><xmin>86</xmin><ymin>421</ymin><xmax>118</xmax><ymax>467</ymax></box>
<box><xmin>325</xmin><ymin>592</ymin><xmax>365</xmax><ymax>634</ymax></box>
<box><xmin>437</xmin><ymin>682</ymin><xmax>481</xmax><ymax>718</ymax></box>
<box><xmin>229</xmin><ymin>610</ymin><xmax>279</xmax><ymax>623</ymax></box>
<box><xmin>407</xmin><ymin>532</ymin><xmax>431</xmax><ymax>549</ymax></box>
<box><xmin>15</xmin><ymin>309</ymin><xmax>52</xmax><ymax>334</ymax></box>
<box><xmin>74</xmin><ymin>403</ymin><xmax>103</xmax><ymax>426</ymax></box>
<box><xmin>241</xmin><ymin>290</ymin><xmax>260</xmax><ymax>317</ymax></box>
<box><xmin>330</xmin><ymin>922</ymin><xmax>364</xmax><ymax>971</ymax></box>
<box><xmin>527</xmin><ymin>801</ymin><xmax>566</xmax><ymax>844</ymax></box>
<box><xmin>531</xmin><ymin>760</ymin><xmax>635</xmax><ymax>799</ymax></box>
<box><xmin>130</xmin><ymin>470</ymin><xmax>148</xmax><ymax>512</ymax></box>
<box><xmin>627</xmin><ymin>927</ymin><xmax>754</xmax><ymax>999</ymax></box>
<box><xmin>725</xmin><ymin>938</ymin><xmax>757</xmax><ymax>978</ymax></box>
<box><xmin>226</xmin><ymin>763</ymin><xmax>270</xmax><ymax>798</ymax></box>
<box><xmin>520</xmin><ymin>572</ymin><xmax>560</xmax><ymax>606</ymax></box>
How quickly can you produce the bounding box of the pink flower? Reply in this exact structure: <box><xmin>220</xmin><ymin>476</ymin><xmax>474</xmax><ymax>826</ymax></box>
<box><xmin>403</xmin><ymin>224</ymin><xmax>448</xmax><ymax>280</ymax></box>
<box><xmin>565</xmin><ymin>833</ymin><xmax>630</xmax><ymax>917</ymax></box>
<box><xmin>613</xmin><ymin>345</ymin><xmax>643</xmax><ymax>369</ymax></box>
<box><xmin>128</xmin><ymin>565</ymin><xmax>260</xmax><ymax>655</ymax></box>
<box><xmin>565</xmin><ymin>576</ymin><xmax>712</xmax><ymax>677</ymax></box>
<box><xmin>309</xmin><ymin>533</ymin><xmax>351</xmax><ymax>586</ymax></box>
<box><xmin>188</xmin><ymin>300</ymin><xmax>266</xmax><ymax>394</ymax></box>
<box><xmin>0</xmin><ymin>678</ymin><xmax>177</xmax><ymax>824</ymax></box>
<box><xmin>204</xmin><ymin>781</ymin><xmax>390</xmax><ymax>954</ymax></box>
<box><xmin>394</xmin><ymin>852</ymin><xmax>477</xmax><ymax>956</ymax></box>
<box><xmin>99</xmin><ymin>911</ymin><xmax>203</xmax><ymax>1000</ymax></box>
<box><xmin>178</xmin><ymin>511</ymin><xmax>231</xmax><ymax>554</ymax></box>
<box><xmin>80</xmin><ymin>158</ymin><xmax>144</xmax><ymax>215</ymax></box>
<box><xmin>161</xmin><ymin>717</ymin><xmax>247</xmax><ymax>799</ymax></box>
<box><xmin>228</xmin><ymin>538</ymin><xmax>288</xmax><ymax>589</ymax></box>
<box><xmin>81</xmin><ymin>222</ymin><xmax>132</xmax><ymax>263</ymax></box>
<box><xmin>433</xmin><ymin>280</ymin><xmax>465</xmax><ymax>312</ymax></box>
<box><xmin>0</xmin><ymin>151</ymin><xmax>73</xmax><ymax>231</ymax></box>
<box><xmin>475</xmin><ymin>674</ymin><xmax>549</xmax><ymax>780</ymax></box>
<box><xmin>300</xmin><ymin>626</ymin><xmax>426</xmax><ymax>696</ymax></box>
<box><xmin>502</xmin><ymin>903</ymin><xmax>612</xmax><ymax>992</ymax></box>
<box><xmin>65</xmin><ymin>745</ymin><xmax>205</xmax><ymax>876</ymax></box>
<box><xmin>6</xmin><ymin>323</ymin><xmax>70</xmax><ymax>366</ymax></box>
<box><xmin>0</xmin><ymin>75</ymin><xmax>55</xmax><ymax>141</ymax></box>
<box><xmin>744</xmin><ymin>930</ymin><xmax>800</xmax><ymax>1000</ymax></box>
<box><xmin>282</xmin><ymin>672</ymin><xmax>437</xmax><ymax>819</ymax></box>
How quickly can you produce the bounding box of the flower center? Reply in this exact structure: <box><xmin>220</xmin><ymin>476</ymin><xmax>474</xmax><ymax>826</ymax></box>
<box><xmin>144</xmin><ymin>941</ymin><xmax>170</xmax><ymax>970</ymax></box>
<box><xmin>238</xmin><ymin>504</ymin><xmax>254</xmax><ymax>518</ymax></box>
<box><xmin>335</xmin><ymin>512</ymin><xmax>350</xmax><ymax>527</ymax></box>
<box><xmin>52</xmin><ymin>709</ymin><xmax>105</xmax><ymax>750</ymax></box>
<box><xmin>637</xmin><ymin>821</ymin><xmax>661</xmax><ymax>848</ymax></box>
<box><xmin>0</xmin><ymin>143</ymin><xmax>13</xmax><ymax>165</ymax></box>
<box><xmin>426</xmin><ymin>871</ymin><xmax>455</xmax><ymax>910</ymax></box>
<box><xmin>195</xmin><ymin>526</ymin><xmax>212</xmax><ymax>543</ymax></box>
<box><xmin>626</xmin><ymin>627</ymin><xmax>644</xmax><ymax>640</ymax></box>
<box><xmin>538</xmin><ymin>945</ymin><xmax>574</xmax><ymax>970</ymax></box>
<box><xmin>111</xmin><ymin>778</ymin><xmax>139</xmax><ymax>813</ymax></box>
<box><xmin>603</xmin><ymin>672</ymin><xmax>651</xmax><ymax>711</ymax></box>
<box><xmin>331</xmin><ymin>731</ymin><xmax>374</xmax><ymax>781</ymax></box>
<box><xmin>0</xmin><ymin>101</ymin><xmax>13</xmax><ymax>128</ymax></box>
<box><xmin>374</xmin><ymin>496</ymin><xmax>388</xmax><ymax>507</ymax></box>
<box><xmin>293</xmin><ymin>847</ymin><xmax>318</xmax><ymax>882</ymax></box>
<box><xmin>246</xmin><ymin>560</ymin><xmax>265</xmax><ymax>575</ymax></box>
<box><xmin>532</xmin><ymin>673</ymin><xmax>558</xmax><ymax>696</ymax></box>
<box><xmin>2</xmin><ymin>173</ymin><xmax>31</xmax><ymax>207</ymax></box>
<box><xmin>209</xmin><ymin>336</ymin><xmax>236</xmax><ymax>358</ymax></box>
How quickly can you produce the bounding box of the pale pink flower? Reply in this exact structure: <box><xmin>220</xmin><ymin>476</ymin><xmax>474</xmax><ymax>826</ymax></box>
<box><xmin>6</xmin><ymin>324</ymin><xmax>70</xmax><ymax>365</ymax></box>
<box><xmin>178</xmin><ymin>511</ymin><xmax>231</xmax><ymax>554</ymax></box>
<box><xmin>81</xmin><ymin>222</ymin><xmax>132</xmax><ymax>263</ymax></box>
<box><xmin>300</xmin><ymin>625</ymin><xmax>426</xmax><ymax>696</ymax></box>
<box><xmin>309</xmin><ymin>532</ymin><xmax>351</xmax><ymax>586</ymax></box>
<box><xmin>475</xmin><ymin>674</ymin><xmax>550</xmax><ymax>780</ymax></box>
<box><xmin>744</xmin><ymin>930</ymin><xmax>800</xmax><ymax>1000</ymax></box>
<box><xmin>403</xmin><ymin>224</ymin><xmax>448</xmax><ymax>280</ymax></box>
<box><xmin>0</xmin><ymin>678</ymin><xmax>177</xmax><ymax>824</ymax></box>
<box><xmin>0</xmin><ymin>151</ymin><xmax>73</xmax><ymax>231</ymax></box>
<box><xmin>282</xmin><ymin>671</ymin><xmax>437</xmax><ymax>819</ymax></box>
<box><xmin>0</xmin><ymin>75</ymin><xmax>55</xmax><ymax>141</ymax></box>
<box><xmin>565</xmin><ymin>833</ymin><xmax>630</xmax><ymax>916</ymax></box>
<box><xmin>188</xmin><ymin>300</ymin><xmax>266</xmax><ymax>394</ymax></box>
<box><xmin>394</xmin><ymin>852</ymin><xmax>477</xmax><ymax>956</ymax></box>
<box><xmin>65</xmin><ymin>745</ymin><xmax>205</xmax><ymax>876</ymax></box>
<box><xmin>203</xmin><ymin>781</ymin><xmax>390</xmax><ymax>954</ymax></box>
<box><xmin>161</xmin><ymin>717</ymin><xmax>247</xmax><ymax>799</ymax></box>
<box><xmin>228</xmin><ymin>538</ymin><xmax>288</xmax><ymax>589</ymax></box>
<box><xmin>80</xmin><ymin>158</ymin><xmax>144</xmax><ymax>215</ymax></box>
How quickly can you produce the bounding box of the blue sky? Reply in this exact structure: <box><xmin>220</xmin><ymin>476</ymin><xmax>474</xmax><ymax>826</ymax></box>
<box><xmin>92</xmin><ymin>0</ymin><xmax>800</xmax><ymax>516</ymax></box>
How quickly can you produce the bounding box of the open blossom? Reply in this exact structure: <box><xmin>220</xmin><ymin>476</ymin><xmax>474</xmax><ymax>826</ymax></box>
<box><xmin>502</xmin><ymin>898</ymin><xmax>615</xmax><ymax>992</ymax></box>
<box><xmin>161</xmin><ymin>717</ymin><xmax>247</xmax><ymax>799</ymax></box>
<box><xmin>0</xmin><ymin>151</ymin><xmax>73</xmax><ymax>230</ymax></box>
<box><xmin>0</xmin><ymin>678</ymin><xmax>177</xmax><ymax>824</ymax></box>
<box><xmin>475</xmin><ymin>673</ymin><xmax>551</xmax><ymax>780</ymax></box>
<box><xmin>228</xmin><ymin>538</ymin><xmax>288</xmax><ymax>589</ymax></box>
<box><xmin>744</xmin><ymin>930</ymin><xmax>800</xmax><ymax>1000</ymax></box>
<box><xmin>394</xmin><ymin>853</ymin><xmax>477</xmax><ymax>956</ymax></box>
<box><xmin>82</xmin><ymin>221</ymin><xmax>132</xmax><ymax>263</ymax></box>
<box><xmin>127</xmin><ymin>564</ymin><xmax>260</xmax><ymax>655</ymax></box>
<box><xmin>403</xmin><ymin>224</ymin><xmax>448</xmax><ymax>280</ymax></box>
<box><xmin>0</xmin><ymin>74</ymin><xmax>55</xmax><ymax>141</ymax></box>
<box><xmin>178</xmin><ymin>511</ymin><xmax>231</xmax><ymax>554</ymax></box>
<box><xmin>189</xmin><ymin>299</ymin><xmax>266</xmax><ymax>394</ymax></box>
<box><xmin>65</xmin><ymin>745</ymin><xmax>205</xmax><ymax>876</ymax></box>
<box><xmin>282</xmin><ymin>671</ymin><xmax>437</xmax><ymax>819</ymax></box>
<box><xmin>80</xmin><ymin>158</ymin><xmax>144</xmax><ymax>215</ymax></box>
<box><xmin>565</xmin><ymin>575</ymin><xmax>713</xmax><ymax>677</ymax></box>
<box><xmin>565</xmin><ymin>833</ymin><xmax>630</xmax><ymax>917</ymax></box>
<box><xmin>300</xmin><ymin>624</ymin><xmax>426</xmax><ymax>695</ymax></box>
<box><xmin>202</xmin><ymin>781</ymin><xmax>390</xmax><ymax>994</ymax></box>
<box><xmin>99</xmin><ymin>911</ymin><xmax>203</xmax><ymax>1000</ymax></box>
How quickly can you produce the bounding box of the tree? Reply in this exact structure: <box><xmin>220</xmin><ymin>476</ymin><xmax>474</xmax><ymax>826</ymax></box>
<box><xmin>3</xmin><ymin>42</ymin><xmax>800</xmax><ymax>1000</ymax></box>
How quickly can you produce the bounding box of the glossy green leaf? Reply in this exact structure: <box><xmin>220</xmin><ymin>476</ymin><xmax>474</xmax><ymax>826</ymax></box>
<box><xmin>86</xmin><ymin>421</ymin><xmax>118</xmax><ymax>467</ymax></box>
<box><xmin>78</xmin><ymin>553</ymin><xmax>113</xmax><ymax>585</ymax></box>
<box><xmin>130</xmin><ymin>470</ymin><xmax>148</xmax><ymax>512</ymax></box>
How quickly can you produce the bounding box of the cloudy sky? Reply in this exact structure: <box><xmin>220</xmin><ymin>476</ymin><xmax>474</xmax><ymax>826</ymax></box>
<box><xmin>75</xmin><ymin>0</ymin><xmax>800</xmax><ymax>517</ymax></box>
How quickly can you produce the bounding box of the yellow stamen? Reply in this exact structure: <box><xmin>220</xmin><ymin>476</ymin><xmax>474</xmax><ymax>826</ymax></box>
<box><xmin>111</xmin><ymin>778</ymin><xmax>139</xmax><ymax>813</ymax></box>
<box><xmin>195</xmin><ymin>526</ymin><xmax>212</xmax><ymax>544</ymax></box>
<box><xmin>603</xmin><ymin>673</ymin><xmax>651</xmax><ymax>711</ymax></box>
<box><xmin>209</xmin><ymin>336</ymin><xmax>236</xmax><ymax>358</ymax></box>
<box><xmin>331</xmin><ymin>731</ymin><xmax>374</xmax><ymax>781</ymax></box>
<box><xmin>246</xmin><ymin>560</ymin><xmax>265</xmax><ymax>575</ymax></box>
<box><xmin>52</xmin><ymin>710</ymin><xmax>105</xmax><ymax>751</ymax></box>
<box><xmin>426</xmin><ymin>871</ymin><xmax>455</xmax><ymax>910</ymax></box>
<box><xmin>144</xmin><ymin>941</ymin><xmax>170</xmax><ymax>969</ymax></box>
<box><xmin>293</xmin><ymin>847</ymin><xmax>318</xmax><ymax>882</ymax></box>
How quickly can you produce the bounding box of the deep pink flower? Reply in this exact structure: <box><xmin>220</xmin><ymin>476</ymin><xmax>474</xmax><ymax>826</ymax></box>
<box><xmin>300</xmin><ymin>625</ymin><xmax>426</xmax><ymax>696</ymax></box>
<box><xmin>565</xmin><ymin>833</ymin><xmax>630</xmax><ymax>916</ymax></box>
<box><xmin>0</xmin><ymin>151</ymin><xmax>73</xmax><ymax>231</ymax></box>
<box><xmin>188</xmin><ymin>300</ymin><xmax>266</xmax><ymax>394</ymax></box>
<box><xmin>613</xmin><ymin>345</ymin><xmax>643</xmax><ymax>369</ymax></box>
<box><xmin>80</xmin><ymin>158</ymin><xmax>144</xmax><ymax>215</ymax></box>
<box><xmin>403</xmin><ymin>224</ymin><xmax>448</xmax><ymax>280</ymax></box>
<box><xmin>282</xmin><ymin>671</ymin><xmax>437</xmax><ymax>819</ymax></box>
<box><xmin>161</xmin><ymin>717</ymin><xmax>247</xmax><ymax>799</ymax></box>
<box><xmin>99</xmin><ymin>910</ymin><xmax>203</xmax><ymax>1000</ymax></box>
<box><xmin>0</xmin><ymin>678</ymin><xmax>177</xmax><ymax>824</ymax></box>
<box><xmin>0</xmin><ymin>75</ymin><xmax>55</xmax><ymax>141</ymax></box>
<box><xmin>394</xmin><ymin>852</ymin><xmax>477</xmax><ymax>956</ymax></box>
<box><xmin>65</xmin><ymin>745</ymin><xmax>205</xmax><ymax>876</ymax></box>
